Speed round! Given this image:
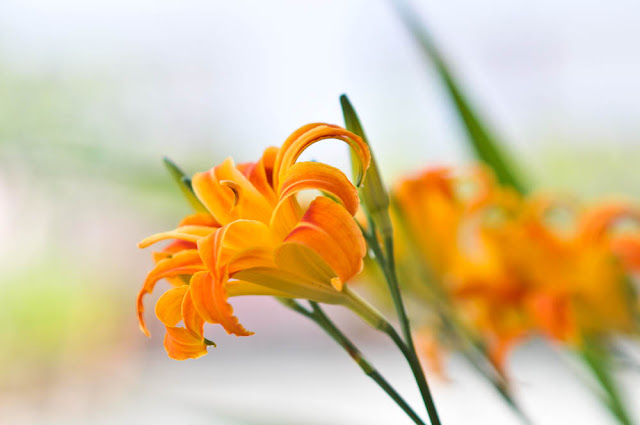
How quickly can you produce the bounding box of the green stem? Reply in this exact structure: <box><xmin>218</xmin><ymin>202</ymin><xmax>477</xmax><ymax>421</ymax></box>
<box><xmin>280</xmin><ymin>299</ymin><xmax>427</xmax><ymax>425</ymax></box>
<box><xmin>363</xmin><ymin>227</ymin><xmax>441</xmax><ymax>425</ymax></box>
<box><xmin>382</xmin><ymin>312</ymin><xmax>442</xmax><ymax>425</ymax></box>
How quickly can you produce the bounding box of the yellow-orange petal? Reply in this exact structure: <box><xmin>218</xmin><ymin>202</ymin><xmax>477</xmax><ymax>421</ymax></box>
<box><xmin>155</xmin><ymin>285</ymin><xmax>189</xmax><ymax>327</ymax></box>
<box><xmin>163</xmin><ymin>326</ymin><xmax>208</xmax><ymax>360</ymax></box>
<box><xmin>273</xmin><ymin>123</ymin><xmax>371</xmax><ymax>190</ymax></box>
<box><xmin>182</xmin><ymin>286</ymin><xmax>205</xmax><ymax>337</ymax></box>
<box><xmin>214</xmin><ymin>158</ymin><xmax>274</xmax><ymax>223</ymax></box>
<box><xmin>224</xmin><ymin>279</ymin><xmax>292</xmax><ymax>298</ymax></box>
<box><xmin>279</xmin><ymin>161</ymin><xmax>360</xmax><ymax>216</ymax></box>
<box><xmin>178</xmin><ymin>212</ymin><xmax>221</xmax><ymax>227</ymax></box>
<box><xmin>137</xmin><ymin>250</ymin><xmax>206</xmax><ymax>336</ymax></box>
<box><xmin>192</xmin><ymin>162</ymin><xmax>237</xmax><ymax>225</ymax></box>
<box><xmin>269</xmin><ymin>195</ymin><xmax>304</xmax><ymax>241</ymax></box>
<box><xmin>197</xmin><ymin>220</ymin><xmax>276</xmax><ymax>274</ymax></box>
<box><xmin>192</xmin><ymin>158</ymin><xmax>274</xmax><ymax>225</ymax></box>
<box><xmin>234</xmin><ymin>259</ymin><xmax>344</xmax><ymax>305</ymax></box>
<box><xmin>285</xmin><ymin>196</ymin><xmax>366</xmax><ymax>284</ymax></box>
<box><xmin>189</xmin><ymin>271</ymin><xmax>253</xmax><ymax>336</ymax></box>
<box><xmin>138</xmin><ymin>225</ymin><xmax>217</xmax><ymax>248</ymax></box>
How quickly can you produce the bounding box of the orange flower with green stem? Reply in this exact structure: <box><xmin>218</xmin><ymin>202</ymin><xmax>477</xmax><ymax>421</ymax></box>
<box><xmin>137</xmin><ymin>123</ymin><xmax>381</xmax><ymax>360</ymax></box>
<box><xmin>137</xmin><ymin>114</ymin><xmax>443</xmax><ymax>425</ymax></box>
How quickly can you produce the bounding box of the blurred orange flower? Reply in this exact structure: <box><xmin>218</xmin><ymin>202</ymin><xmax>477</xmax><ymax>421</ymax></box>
<box><xmin>394</xmin><ymin>165</ymin><xmax>640</xmax><ymax>370</ymax></box>
<box><xmin>138</xmin><ymin>123</ymin><xmax>371</xmax><ymax>360</ymax></box>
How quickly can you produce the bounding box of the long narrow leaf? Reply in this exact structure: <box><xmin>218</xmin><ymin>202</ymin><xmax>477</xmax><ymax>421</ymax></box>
<box><xmin>581</xmin><ymin>336</ymin><xmax>634</xmax><ymax>425</ymax></box>
<box><xmin>390</xmin><ymin>0</ymin><xmax>527</xmax><ymax>194</ymax></box>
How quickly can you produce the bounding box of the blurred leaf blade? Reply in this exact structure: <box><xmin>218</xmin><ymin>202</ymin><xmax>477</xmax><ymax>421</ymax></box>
<box><xmin>390</xmin><ymin>0</ymin><xmax>527</xmax><ymax>194</ymax></box>
<box><xmin>581</xmin><ymin>336</ymin><xmax>634</xmax><ymax>425</ymax></box>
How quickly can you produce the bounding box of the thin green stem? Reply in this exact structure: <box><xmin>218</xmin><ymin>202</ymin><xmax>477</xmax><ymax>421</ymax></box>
<box><xmin>364</xmin><ymin>227</ymin><xmax>441</xmax><ymax>425</ymax></box>
<box><xmin>310</xmin><ymin>302</ymin><xmax>427</xmax><ymax>425</ymax></box>
<box><xmin>280</xmin><ymin>299</ymin><xmax>427</xmax><ymax>425</ymax></box>
<box><xmin>382</xmin><ymin>313</ymin><xmax>441</xmax><ymax>425</ymax></box>
<box><xmin>384</xmin><ymin>235</ymin><xmax>441</xmax><ymax>425</ymax></box>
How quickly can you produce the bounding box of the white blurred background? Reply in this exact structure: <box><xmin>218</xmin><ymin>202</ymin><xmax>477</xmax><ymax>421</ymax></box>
<box><xmin>1</xmin><ymin>1</ymin><xmax>639</xmax><ymax>424</ymax></box>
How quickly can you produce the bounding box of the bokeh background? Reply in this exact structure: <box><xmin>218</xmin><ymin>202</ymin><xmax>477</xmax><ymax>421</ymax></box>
<box><xmin>1</xmin><ymin>1</ymin><xmax>639</xmax><ymax>424</ymax></box>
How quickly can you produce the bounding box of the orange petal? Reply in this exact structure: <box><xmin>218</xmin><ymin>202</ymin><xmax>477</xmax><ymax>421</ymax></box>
<box><xmin>279</xmin><ymin>161</ymin><xmax>360</xmax><ymax>216</ymax></box>
<box><xmin>487</xmin><ymin>336</ymin><xmax>518</xmax><ymax>377</ymax></box>
<box><xmin>160</xmin><ymin>239</ymin><xmax>197</xmax><ymax>256</ymax></box>
<box><xmin>273</xmin><ymin>123</ymin><xmax>371</xmax><ymax>191</ymax></box>
<box><xmin>269</xmin><ymin>195</ymin><xmax>304</xmax><ymax>241</ymax></box>
<box><xmin>137</xmin><ymin>250</ymin><xmax>206</xmax><ymax>336</ymax></box>
<box><xmin>178</xmin><ymin>213</ymin><xmax>220</xmax><ymax>227</ymax></box>
<box><xmin>241</xmin><ymin>146</ymin><xmax>279</xmax><ymax>205</ymax></box>
<box><xmin>192</xmin><ymin>158</ymin><xmax>273</xmax><ymax>225</ymax></box>
<box><xmin>612</xmin><ymin>235</ymin><xmax>640</xmax><ymax>271</ymax></box>
<box><xmin>138</xmin><ymin>225</ymin><xmax>217</xmax><ymax>248</ymax></box>
<box><xmin>189</xmin><ymin>271</ymin><xmax>253</xmax><ymax>336</ymax></box>
<box><xmin>182</xmin><ymin>286</ymin><xmax>205</xmax><ymax>337</ymax></box>
<box><xmin>197</xmin><ymin>220</ymin><xmax>276</xmax><ymax>273</ymax></box>
<box><xmin>285</xmin><ymin>196</ymin><xmax>366</xmax><ymax>284</ymax></box>
<box><xmin>580</xmin><ymin>202</ymin><xmax>640</xmax><ymax>242</ymax></box>
<box><xmin>526</xmin><ymin>292</ymin><xmax>575</xmax><ymax>342</ymax></box>
<box><xmin>163</xmin><ymin>326</ymin><xmax>208</xmax><ymax>360</ymax></box>
<box><xmin>192</xmin><ymin>161</ymin><xmax>237</xmax><ymax>225</ymax></box>
<box><xmin>155</xmin><ymin>285</ymin><xmax>189</xmax><ymax>327</ymax></box>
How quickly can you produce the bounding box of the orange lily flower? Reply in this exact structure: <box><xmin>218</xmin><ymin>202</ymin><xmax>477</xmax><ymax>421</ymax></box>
<box><xmin>394</xmin><ymin>166</ymin><xmax>530</xmax><ymax>372</ymax></box>
<box><xmin>138</xmin><ymin>123</ymin><xmax>373</xmax><ymax>360</ymax></box>
<box><xmin>516</xmin><ymin>197</ymin><xmax>639</xmax><ymax>342</ymax></box>
<box><xmin>394</xmin><ymin>165</ymin><xmax>640</xmax><ymax>370</ymax></box>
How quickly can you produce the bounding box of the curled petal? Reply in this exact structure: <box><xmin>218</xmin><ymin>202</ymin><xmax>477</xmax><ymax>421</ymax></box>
<box><xmin>580</xmin><ymin>202</ymin><xmax>640</xmax><ymax>242</ymax></box>
<box><xmin>189</xmin><ymin>271</ymin><xmax>253</xmax><ymax>336</ymax></box>
<box><xmin>273</xmin><ymin>123</ymin><xmax>371</xmax><ymax>191</ymax></box>
<box><xmin>285</xmin><ymin>196</ymin><xmax>366</xmax><ymax>284</ymax></box>
<box><xmin>163</xmin><ymin>326</ymin><xmax>209</xmax><ymax>360</ymax></box>
<box><xmin>137</xmin><ymin>250</ymin><xmax>206</xmax><ymax>336</ymax></box>
<box><xmin>192</xmin><ymin>158</ymin><xmax>274</xmax><ymax>225</ymax></box>
<box><xmin>279</xmin><ymin>161</ymin><xmax>360</xmax><ymax>216</ymax></box>
<box><xmin>192</xmin><ymin>163</ymin><xmax>236</xmax><ymax>224</ymax></box>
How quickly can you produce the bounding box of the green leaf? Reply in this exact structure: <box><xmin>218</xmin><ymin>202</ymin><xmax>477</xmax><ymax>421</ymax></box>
<box><xmin>162</xmin><ymin>157</ymin><xmax>208</xmax><ymax>213</ymax></box>
<box><xmin>390</xmin><ymin>0</ymin><xmax>527</xmax><ymax>194</ymax></box>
